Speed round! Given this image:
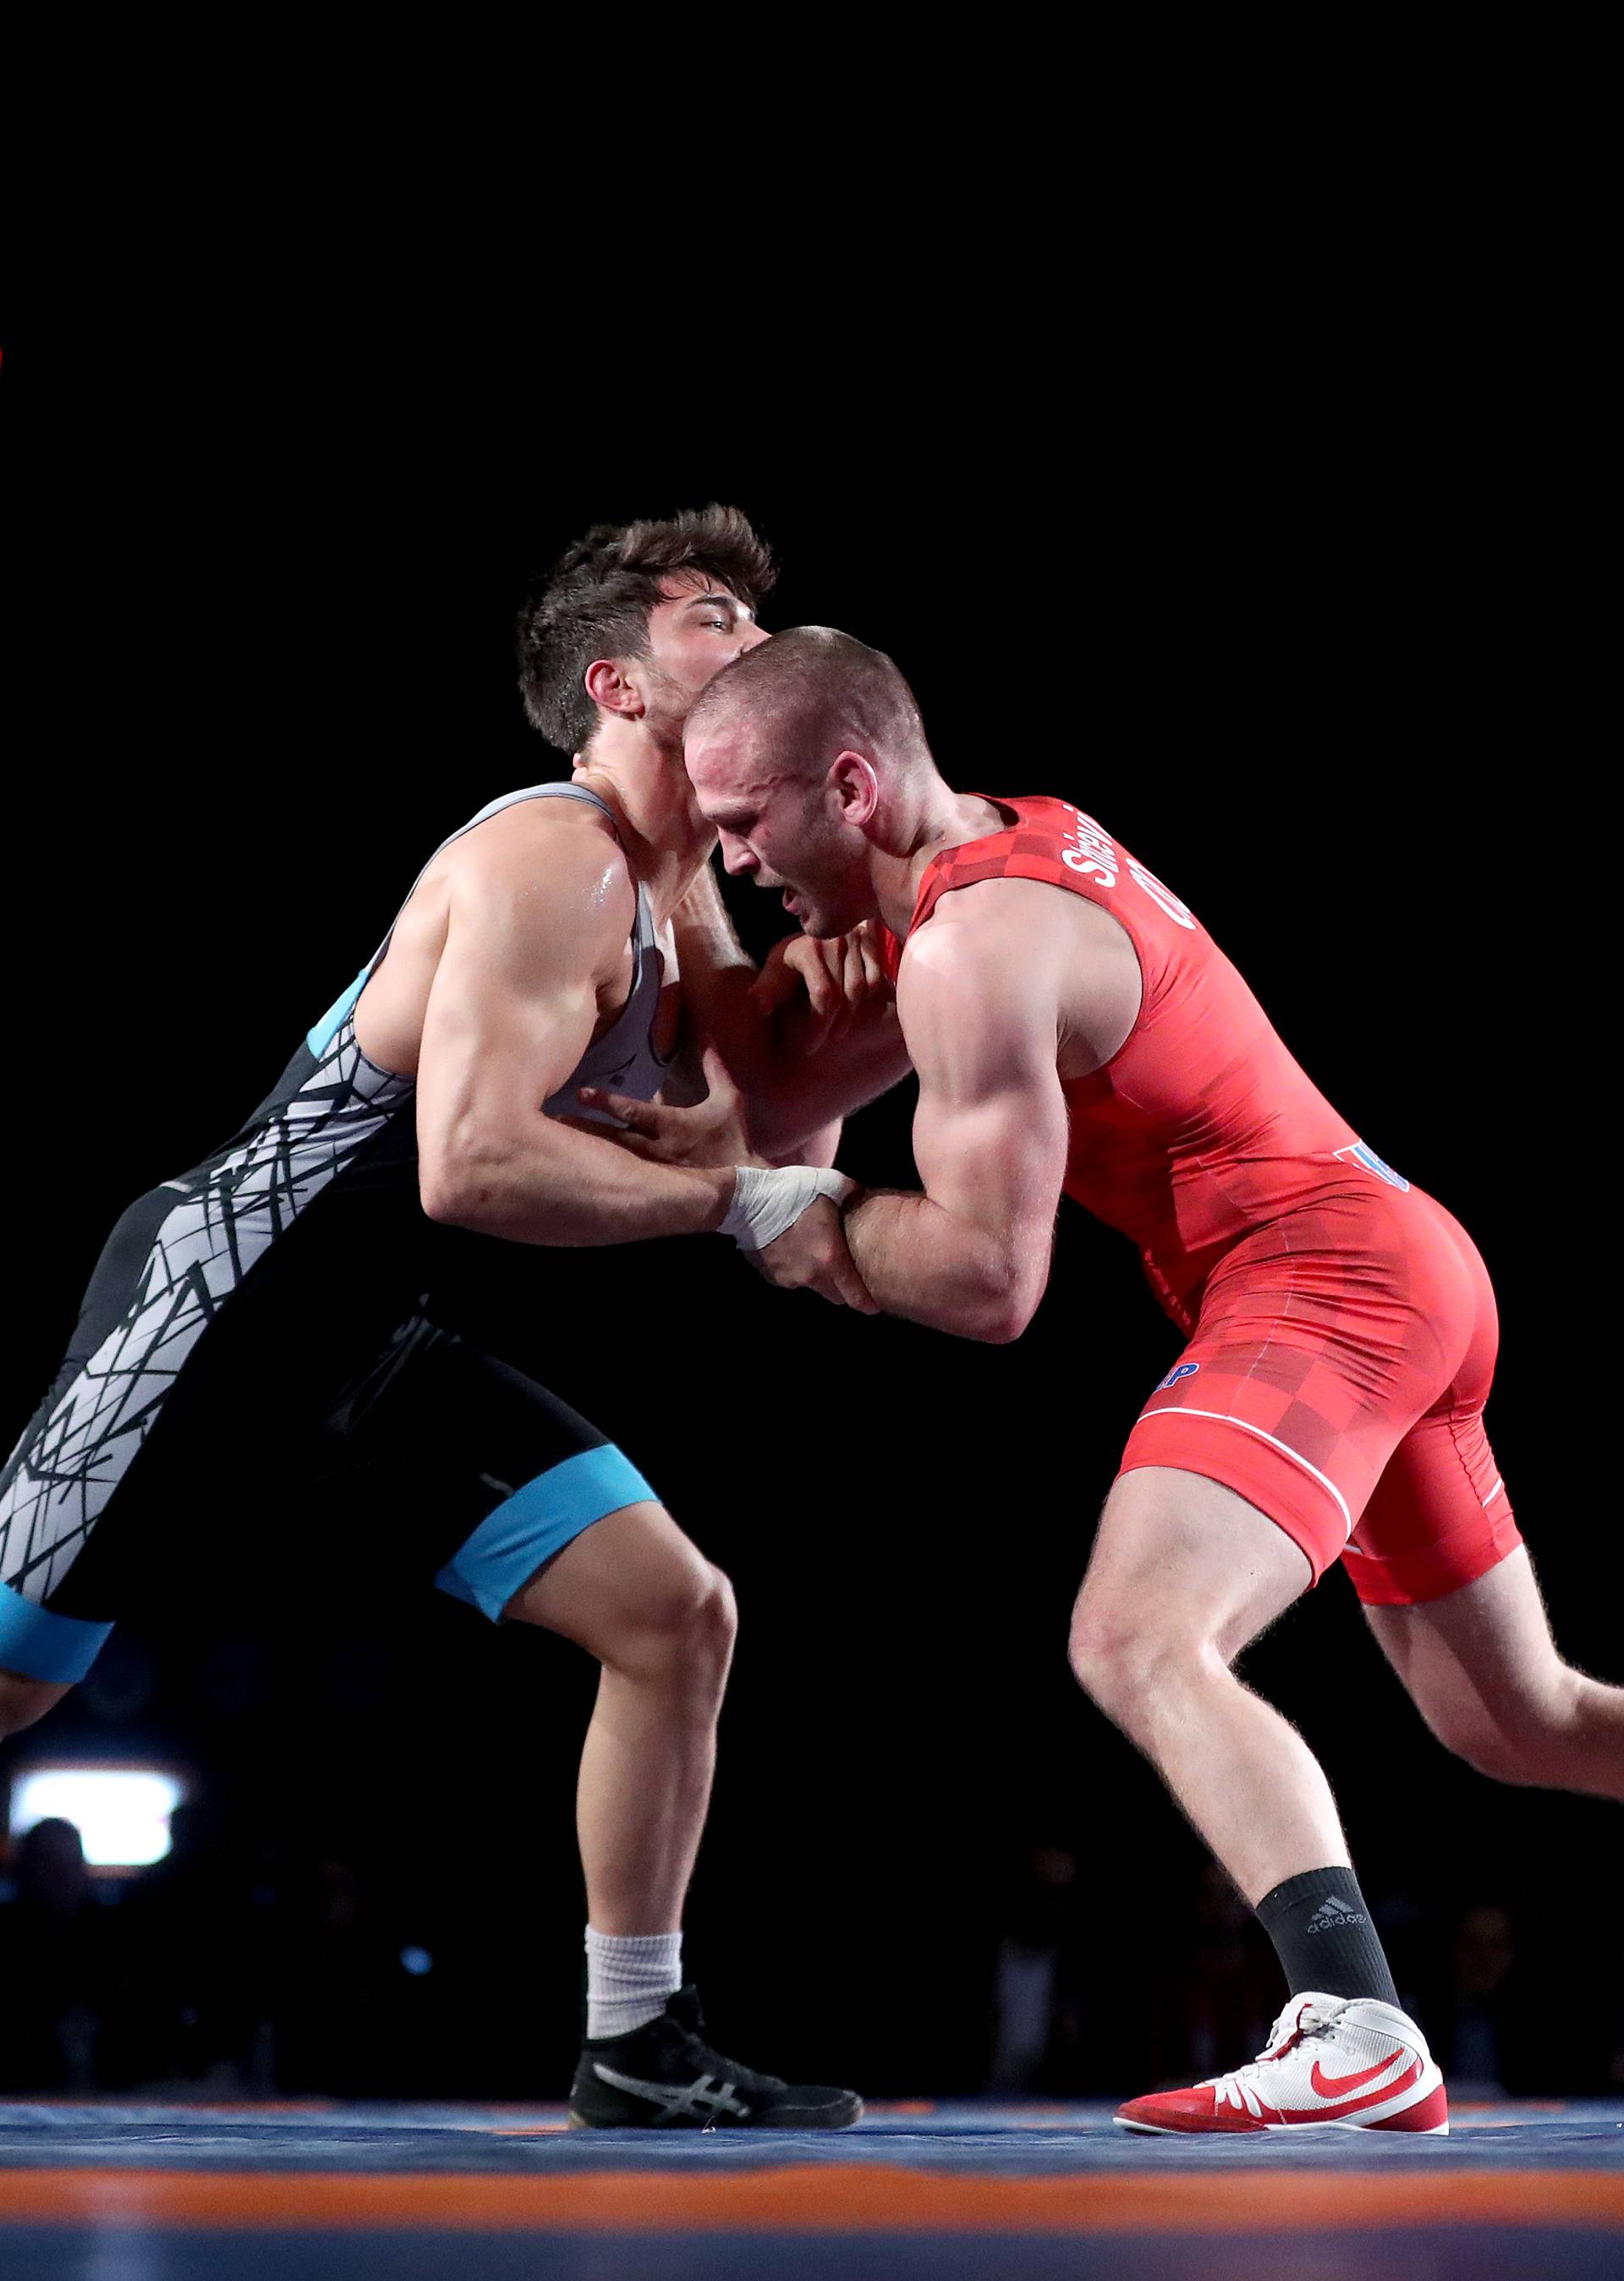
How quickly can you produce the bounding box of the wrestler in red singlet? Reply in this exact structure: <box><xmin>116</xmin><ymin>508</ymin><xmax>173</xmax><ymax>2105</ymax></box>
<box><xmin>884</xmin><ymin>794</ymin><xmax>1521</xmax><ymax>1608</ymax></box>
<box><xmin>671</xmin><ymin>626</ymin><xmax>1624</xmax><ymax>2139</ymax></box>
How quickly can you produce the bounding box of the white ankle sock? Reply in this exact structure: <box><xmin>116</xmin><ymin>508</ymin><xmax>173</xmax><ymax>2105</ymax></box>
<box><xmin>585</xmin><ymin>1926</ymin><xmax>683</xmax><ymax>2040</ymax></box>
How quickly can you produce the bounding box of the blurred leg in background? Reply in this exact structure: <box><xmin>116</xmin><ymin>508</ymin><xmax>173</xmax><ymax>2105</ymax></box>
<box><xmin>1366</xmin><ymin>1545</ymin><xmax>1624</xmax><ymax>1799</ymax></box>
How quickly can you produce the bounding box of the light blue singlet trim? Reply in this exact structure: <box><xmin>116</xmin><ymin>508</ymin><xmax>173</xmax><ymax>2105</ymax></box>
<box><xmin>307</xmin><ymin>972</ymin><xmax>367</xmax><ymax>1058</ymax></box>
<box><xmin>435</xmin><ymin>1445</ymin><xmax>656</xmax><ymax>1623</ymax></box>
<box><xmin>304</xmin><ymin>785</ymin><xmax>600</xmax><ymax>1063</ymax></box>
<box><xmin>0</xmin><ymin>1579</ymin><xmax>115</xmax><ymax>1684</ymax></box>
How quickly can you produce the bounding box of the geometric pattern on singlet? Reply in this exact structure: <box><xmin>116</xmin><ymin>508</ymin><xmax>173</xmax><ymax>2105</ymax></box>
<box><xmin>0</xmin><ymin>779</ymin><xmax>672</xmax><ymax>1614</ymax></box>
<box><xmin>0</xmin><ymin>1020</ymin><xmax>411</xmax><ymax>1604</ymax></box>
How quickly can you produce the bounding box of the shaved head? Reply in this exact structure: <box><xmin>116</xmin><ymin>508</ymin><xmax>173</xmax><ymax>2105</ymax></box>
<box><xmin>683</xmin><ymin>625</ymin><xmax>947</xmax><ymax>939</ymax></box>
<box><xmin>686</xmin><ymin>625</ymin><xmax>931</xmax><ymax>782</ymax></box>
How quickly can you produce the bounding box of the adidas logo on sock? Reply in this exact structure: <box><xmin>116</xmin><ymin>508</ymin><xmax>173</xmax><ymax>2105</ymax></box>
<box><xmin>1307</xmin><ymin>1896</ymin><xmax>1367</xmax><ymax>1932</ymax></box>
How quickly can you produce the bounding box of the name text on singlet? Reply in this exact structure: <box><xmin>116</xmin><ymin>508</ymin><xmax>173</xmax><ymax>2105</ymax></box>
<box><xmin>1061</xmin><ymin>805</ymin><xmax>1120</xmax><ymax>884</ymax></box>
<box><xmin>1061</xmin><ymin>805</ymin><xmax>1196</xmax><ymax>931</ymax></box>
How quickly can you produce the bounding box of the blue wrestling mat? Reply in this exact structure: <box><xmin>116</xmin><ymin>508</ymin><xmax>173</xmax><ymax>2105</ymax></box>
<box><xmin>3</xmin><ymin>2097</ymin><xmax>1621</xmax><ymax>2278</ymax></box>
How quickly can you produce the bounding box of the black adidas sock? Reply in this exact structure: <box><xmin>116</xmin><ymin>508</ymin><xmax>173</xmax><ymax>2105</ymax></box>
<box><xmin>1255</xmin><ymin>1867</ymin><xmax>1399</xmax><ymax>2006</ymax></box>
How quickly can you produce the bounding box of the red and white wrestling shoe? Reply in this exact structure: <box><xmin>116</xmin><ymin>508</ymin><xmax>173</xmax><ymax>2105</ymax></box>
<box><xmin>1115</xmin><ymin>1993</ymin><xmax>1448</xmax><ymax>2135</ymax></box>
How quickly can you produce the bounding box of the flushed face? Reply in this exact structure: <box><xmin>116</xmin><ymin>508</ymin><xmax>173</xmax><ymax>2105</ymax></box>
<box><xmin>685</xmin><ymin>722</ymin><xmax>876</xmax><ymax>938</ymax></box>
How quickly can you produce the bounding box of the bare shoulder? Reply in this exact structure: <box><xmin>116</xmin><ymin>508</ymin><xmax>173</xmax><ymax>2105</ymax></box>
<box><xmin>898</xmin><ymin>877</ymin><xmax>1139</xmax><ymax>1076</ymax></box>
<box><xmin>447</xmin><ymin>792</ymin><xmax>632</xmax><ymax>895</ymax></box>
<box><xmin>440</xmin><ymin>796</ymin><xmax>636</xmax><ymax>961</ymax></box>
<box><xmin>894</xmin><ymin>885</ymin><xmax>1056</xmax><ymax>1075</ymax></box>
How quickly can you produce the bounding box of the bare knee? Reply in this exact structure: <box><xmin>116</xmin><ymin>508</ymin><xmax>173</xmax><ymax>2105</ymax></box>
<box><xmin>508</xmin><ymin>1500</ymin><xmax>738</xmax><ymax>1687</ymax></box>
<box><xmin>1421</xmin><ymin>1669</ymin><xmax>1585</xmax><ymax>1787</ymax></box>
<box><xmin>0</xmin><ymin>1669</ymin><xmax>74</xmax><ymax>1742</ymax></box>
<box><xmin>1068</xmin><ymin>1602</ymin><xmax>1214</xmax><ymax>1732</ymax></box>
<box><xmin>1435</xmin><ymin>1720</ymin><xmax>1544</xmax><ymax>1786</ymax></box>
<box><xmin>612</xmin><ymin>1559</ymin><xmax>738</xmax><ymax>1689</ymax></box>
<box><xmin>674</xmin><ymin>1562</ymin><xmax>738</xmax><ymax>1673</ymax></box>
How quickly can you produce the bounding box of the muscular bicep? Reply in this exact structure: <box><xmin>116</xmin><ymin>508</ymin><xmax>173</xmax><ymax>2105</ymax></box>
<box><xmin>901</xmin><ymin>913</ymin><xmax>1072</xmax><ymax>1277</ymax></box>
<box><xmin>912</xmin><ymin>1066</ymin><xmax>1070</xmax><ymax>1238</ymax></box>
<box><xmin>415</xmin><ymin>843</ymin><xmax>628</xmax><ymax>1199</ymax></box>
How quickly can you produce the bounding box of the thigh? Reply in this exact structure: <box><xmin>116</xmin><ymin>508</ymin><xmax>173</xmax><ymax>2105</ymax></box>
<box><xmin>1118</xmin><ymin>1190</ymin><xmax>1480</xmax><ymax>1591</ymax></box>
<box><xmin>25</xmin><ymin>1196</ymin><xmax>427</xmax><ymax>1633</ymax></box>
<box><xmin>1363</xmin><ymin>1545</ymin><xmax>1559</xmax><ymax>1718</ymax></box>
<box><xmin>3</xmin><ymin>1183</ymin><xmax>188</xmax><ymax>1651</ymax></box>
<box><xmin>0</xmin><ymin>1668</ymin><xmax>74</xmax><ymax>1734</ymax></box>
<box><xmin>1344</xmin><ymin>1406</ymin><xmax>1521</xmax><ymax>1609</ymax></box>
<box><xmin>1078</xmin><ymin>1465</ymin><xmax>1314</xmax><ymax>1660</ymax></box>
<box><xmin>1</xmin><ymin>1183</ymin><xmax>407</xmax><ymax>1676</ymax></box>
<box><xmin>507</xmin><ymin>1498</ymin><xmax>718</xmax><ymax>1657</ymax></box>
<box><xmin>333</xmin><ymin>1325</ymin><xmax>667</xmax><ymax>1629</ymax></box>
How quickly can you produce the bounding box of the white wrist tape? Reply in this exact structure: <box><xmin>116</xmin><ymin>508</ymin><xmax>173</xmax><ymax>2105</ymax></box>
<box><xmin>720</xmin><ymin>1164</ymin><xmax>857</xmax><ymax>1251</ymax></box>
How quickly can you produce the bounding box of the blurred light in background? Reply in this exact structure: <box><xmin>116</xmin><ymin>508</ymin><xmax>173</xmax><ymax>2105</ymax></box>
<box><xmin>10</xmin><ymin>1767</ymin><xmax>185</xmax><ymax>1868</ymax></box>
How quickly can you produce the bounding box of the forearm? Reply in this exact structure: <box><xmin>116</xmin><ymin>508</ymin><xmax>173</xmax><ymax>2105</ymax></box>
<box><xmin>672</xmin><ymin>868</ymin><xmax>907</xmax><ymax>1158</ymax></box>
<box><xmin>748</xmin><ymin>1006</ymin><xmax>911</xmax><ymax>1159</ymax></box>
<box><xmin>842</xmin><ymin>1190</ymin><xmax>1036</xmax><ymax>1344</ymax></box>
<box><xmin>425</xmin><ymin>1119</ymin><xmax>733</xmax><ymax>1246</ymax></box>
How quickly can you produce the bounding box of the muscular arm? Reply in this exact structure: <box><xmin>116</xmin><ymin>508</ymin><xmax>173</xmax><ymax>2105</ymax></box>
<box><xmin>672</xmin><ymin>862</ymin><xmax>912</xmax><ymax>1163</ymax></box>
<box><xmin>416</xmin><ymin>831</ymin><xmax>734</xmax><ymax>1245</ymax></box>
<box><xmin>841</xmin><ymin>893</ymin><xmax>1075</xmax><ymax>1344</ymax></box>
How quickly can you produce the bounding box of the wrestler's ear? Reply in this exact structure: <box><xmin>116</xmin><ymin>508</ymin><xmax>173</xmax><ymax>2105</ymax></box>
<box><xmin>584</xmin><ymin>657</ymin><xmax>643</xmax><ymax>719</ymax></box>
<box><xmin>830</xmin><ymin>750</ymin><xmax>880</xmax><ymax>826</ymax></box>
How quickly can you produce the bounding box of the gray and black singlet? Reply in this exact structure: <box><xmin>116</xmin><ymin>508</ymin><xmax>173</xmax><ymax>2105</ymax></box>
<box><xmin>0</xmin><ymin>784</ymin><xmax>678</xmax><ymax>1684</ymax></box>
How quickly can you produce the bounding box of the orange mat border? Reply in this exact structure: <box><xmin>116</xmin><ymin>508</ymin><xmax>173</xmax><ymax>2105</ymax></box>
<box><xmin>1</xmin><ymin>2166</ymin><xmax>1621</xmax><ymax>2234</ymax></box>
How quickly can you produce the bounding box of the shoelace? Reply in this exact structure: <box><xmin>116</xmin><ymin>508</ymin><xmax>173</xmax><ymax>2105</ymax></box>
<box><xmin>1202</xmin><ymin>1997</ymin><xmax>1350</xmax><ymax>2118</ymax></box>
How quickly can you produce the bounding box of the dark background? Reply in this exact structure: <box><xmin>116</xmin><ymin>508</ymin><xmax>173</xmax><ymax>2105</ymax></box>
<box><xmin>0</xmin><ymin>273</ymin><xmax>1612</xmax><ymax>2102</ymax></box>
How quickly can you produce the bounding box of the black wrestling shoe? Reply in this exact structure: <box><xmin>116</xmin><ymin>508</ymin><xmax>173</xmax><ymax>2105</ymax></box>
<box><xmin>568</xmin><ymin>1985</ymin><xmax>863</xmax><ymax>2129</ymax></box>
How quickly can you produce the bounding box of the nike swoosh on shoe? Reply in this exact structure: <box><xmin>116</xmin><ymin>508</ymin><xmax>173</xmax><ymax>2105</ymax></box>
<box><xmin>1280</xmin><ymin>2055</ymin><xmax>1421</xmax><ymax>2123</ymax></box>
<box><xmin>1309</xmin><ymin>2053</ymin><xmax>1408</xmax><ymax>2099</ymax></box>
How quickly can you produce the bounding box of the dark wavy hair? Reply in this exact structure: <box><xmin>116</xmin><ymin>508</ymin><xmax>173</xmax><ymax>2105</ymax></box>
<box><xmin>516</xmin><ymin>504</ymin><xmax>777</xmax><ymax>753</ymax></box>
